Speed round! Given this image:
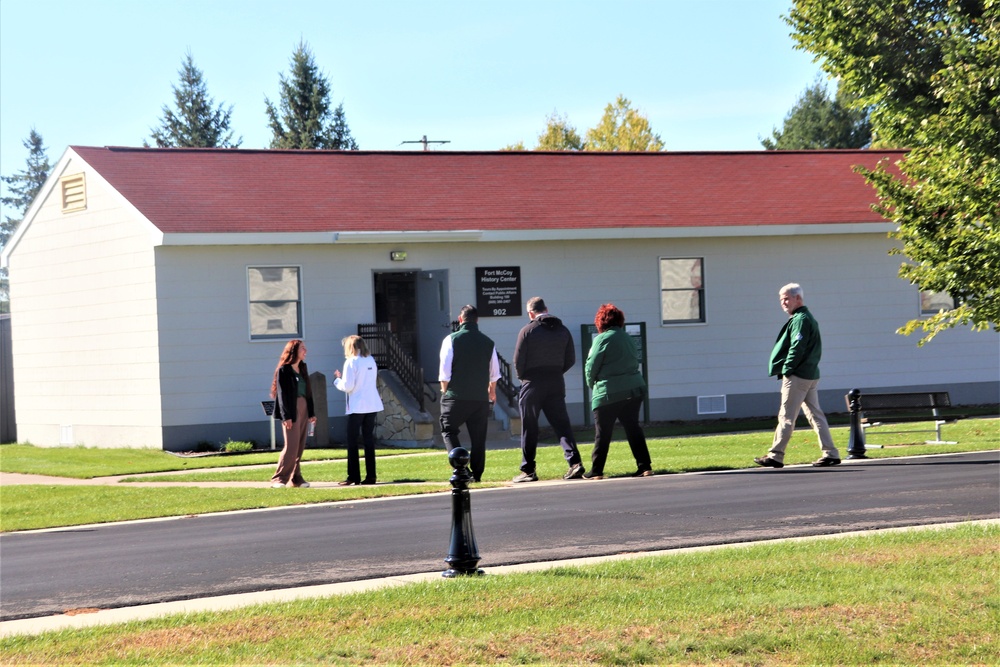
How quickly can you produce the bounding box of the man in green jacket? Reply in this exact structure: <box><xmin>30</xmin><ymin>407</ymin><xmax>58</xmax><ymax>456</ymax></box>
<box><xmin>755</xmin><ymin>283</ymin><xmax>841</xmax><ymax>469</ymax></box>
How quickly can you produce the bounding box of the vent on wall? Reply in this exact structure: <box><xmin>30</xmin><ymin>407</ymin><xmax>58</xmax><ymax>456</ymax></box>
<box><xmin>60</xmin><ymin>173</ymin><xmax>86</xmax><ymax>212</ymax></box>
<box><xmin>697</xmin><ymin>395</ymin><xmax>727</xmax><ymax>415</ymax></box>
<box><xmin>60</xmin><ymin>425</ymin><xmax>74</xmax><ymax>445</ymax></box>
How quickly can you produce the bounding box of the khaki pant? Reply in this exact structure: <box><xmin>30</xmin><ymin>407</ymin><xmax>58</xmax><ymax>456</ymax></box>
<box><xmin>768</xmin><ymin>375</ymin><xmax>840</xmax><ymax>463</ymax></box>
<box><xmin>272</xmin><ymin>396</ymin><xmax>308</xmax><ymax>485</ymax></box>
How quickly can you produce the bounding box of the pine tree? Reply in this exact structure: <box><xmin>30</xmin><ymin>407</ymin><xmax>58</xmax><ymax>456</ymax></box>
<box><xmin>761</xmin><ymin>78</ymin><xmax>871</xmax><ymax>150</ymax></box>
<box><xmin>148</xmin><ymin>52</ymin><xmax>242</xmax><ymax>148</ymax></box>
<box><xmin>0</xmin><ymin>128</ymin><xmax>51</xmax><ymax>312</ymax></box>
<box><xmin>265</xmin><ymin>41</ymin><xmax>358</xmax><ymax>150</ymax></box>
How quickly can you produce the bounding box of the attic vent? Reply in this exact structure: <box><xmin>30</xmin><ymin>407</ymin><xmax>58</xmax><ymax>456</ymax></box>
<box><xmin>60</xmin><ymin>173</ymin><xmax>87</xmax><ymax>212</ymax></box>
<box><xmin>697</xmin><ymin>395</ymin><xmax>727</xmax><ymax>415</ymax></box>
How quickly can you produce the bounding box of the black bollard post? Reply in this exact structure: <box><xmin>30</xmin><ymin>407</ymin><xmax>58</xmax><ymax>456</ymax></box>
<box><xmin>443</xmin><ymin>447</ymin><xmax>485</xmax><ymax>578</ymax></box>
<box><xmin>846</xmin><ymin>388</ymin><xmax>867</xmax><ymax>459</ymax></box>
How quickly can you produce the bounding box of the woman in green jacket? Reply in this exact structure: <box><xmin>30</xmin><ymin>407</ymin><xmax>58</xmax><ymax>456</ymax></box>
<box><xmin>583</xmin><ymin>303</ymin><xmax>654</xmax><ymax>479</ymax></box>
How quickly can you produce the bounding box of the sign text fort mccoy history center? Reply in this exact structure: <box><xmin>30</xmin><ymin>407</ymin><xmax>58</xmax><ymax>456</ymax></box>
<box><xmin>475</xmin><ymin>266</ymin><xmax>522</xmax><ymax>317</ymax></box>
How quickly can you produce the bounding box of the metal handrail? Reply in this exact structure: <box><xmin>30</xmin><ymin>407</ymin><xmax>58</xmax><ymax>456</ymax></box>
<box><xmin>358</xmin><ymin>323</ymin><xmax>425</xmax><ymax>411</ymax></box>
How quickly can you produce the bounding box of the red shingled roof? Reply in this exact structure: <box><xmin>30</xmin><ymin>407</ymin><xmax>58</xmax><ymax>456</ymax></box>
<box><xmin>71</xmin><ymin>146</ymin><xmax>903</xmax><ymax>234</ymax></box>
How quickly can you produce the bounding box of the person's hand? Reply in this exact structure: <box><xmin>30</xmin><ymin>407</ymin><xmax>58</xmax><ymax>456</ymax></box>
<box><xmin>310</xmin><ymin>417</ymin><xmax>317</xmax><ymax>424</ymax></box>
<box><xmin>283</xmin><ymin>419</ymin><xmax>293</xmax><ymax>430</ymax></box>
<box><xmin>334</xmin><ymin>370</ymin><xmax>341</xmax><ymax>379</ymax></box>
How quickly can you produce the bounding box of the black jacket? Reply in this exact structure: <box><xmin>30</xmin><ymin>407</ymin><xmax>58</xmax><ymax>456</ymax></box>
<box><xmin>274</xmin><ymin>362</ymin><xmax>315</xmax><ymax>422</ymax></box>
<box><xmin>513</xmin><ymin>314</ymin><xmax>575</xmax><ymax>382</ymax></box>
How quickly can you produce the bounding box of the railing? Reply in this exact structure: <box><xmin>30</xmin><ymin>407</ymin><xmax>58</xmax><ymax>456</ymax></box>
<box><xmin>496</xmin><ymin>351</ymin><xmax>519</xmax><ymax>408</ymax></box>
<box><xmin>358</xmin><ymin>323</ymin><xmax>425</xmax><ymax>411</ymax></box>
<box><xmin>450</xmin><ymin>320</ymin><xmax>519</xmax><ymax>408</ymax></box>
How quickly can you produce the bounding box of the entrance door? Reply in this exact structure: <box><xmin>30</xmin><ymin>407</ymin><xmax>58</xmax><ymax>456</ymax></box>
<box><xmin>416</xmin><ymin>269</ymin><xmax>451</xmax><ymax>382</ymax></box>
<box><xmin>373</xmin><ymin>269</ymin><xmax>450</xmax><ymax>384</ymax></box>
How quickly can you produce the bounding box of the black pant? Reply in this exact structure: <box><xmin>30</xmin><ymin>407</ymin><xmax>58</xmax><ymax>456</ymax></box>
<box><xmin>518</xmin><ymin>376</ymin><xmax>582</xmax><ymax>473</ymax></box>
<box><xmin>346</xmin><ymin>412</ymin><xmax>377</xmax><ymax>482</ymax></box>
<box><xmin>591</xmin><ymin>396</ymin><xmax>651</xmax><ymax>476</ymax></box>
<box><xmin>440</xmin><ymin>397</ymin><xmax>490</xmax><ymax>481</ymax></box>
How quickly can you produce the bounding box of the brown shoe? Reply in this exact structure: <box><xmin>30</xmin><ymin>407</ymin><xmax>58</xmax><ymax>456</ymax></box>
<box><xmin>754</xmin><ymin>456</ymin><xmax>784</xmax><ymax>469</ymax></box>
<box><xmin>812</xmin><ymin>457</ymin><xmax>841</xmax><ymax>467</ymax></box>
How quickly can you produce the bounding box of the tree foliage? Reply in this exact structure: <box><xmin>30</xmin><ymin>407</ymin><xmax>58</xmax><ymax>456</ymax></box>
<box><xmin>788</xmin><ymin>0</ymin><xmax>999</xmax><ymax>343</ymax></box>
<box><xmin>585</xmin><ymin>96</ymin><xmax>664</xmax><ymax>151</ymax></box>
<box><xmin>148</xmin><ymin>52</ymin><xmax>241</xmax><ymax>148</ymax></box>
<box><xmin>265</xmin><ymin>41</ymin><xmax>358</xmax><ymax>150</ymax></box>
<box><xmin>761</xmin><ymin>77</ymin><xmax>872</xmax><ymax>149</ymax></box>
<box><xmin>506</xmin><ymin>97</ymin><xmax>663</xmax><ymax>152</ymax></box>
<box><xmin>536</xmin><ymin>112</ymin><xmax>585</xmax><ymax>151</ymax></box>
<box><xmin>0</xmin><ymin>128</ymin><xmax>51</xmax><ymax>312</ymax></box>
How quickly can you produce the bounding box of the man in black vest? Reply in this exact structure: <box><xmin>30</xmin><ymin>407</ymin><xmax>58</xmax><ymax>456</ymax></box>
<box><xmin>438</xmin><ymin>305</ymin><xmax>500</xmax><ymax>482</ymax></box>
<box><xmin>512</xmin><ymin>296</ymin><xmax>585</xmax><ymax>482</ymax></box>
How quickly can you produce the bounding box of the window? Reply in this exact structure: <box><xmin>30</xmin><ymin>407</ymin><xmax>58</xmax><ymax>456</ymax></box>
<box><xmin>60</xmin><ymin>173</ymin><xmax>86</xmax><ymax>212</ymax></box>
<box><xmin>248</xmin><ymin>267</ymin><xmax>301</xmax><ymax>339</ymax></box>
<box><xmin>660</xmin><ymin>257</ymin><xmax>704</xmax><ymax>324</ymax></box>
<box><xmin>920</xmin><ymin>290</ymin><xmax>955</xmax><ymax>315</ymax></box>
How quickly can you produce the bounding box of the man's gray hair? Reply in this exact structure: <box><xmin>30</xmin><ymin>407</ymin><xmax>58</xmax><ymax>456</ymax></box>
<box><xmin>780</xmin><ymin>283</ymin><xmax>803</xmax><ymax>299</ymax></box>
<box><xmin>527</xmin><ymin>296</ymin><xmax>547</xmax><ymax>314</ymax></box>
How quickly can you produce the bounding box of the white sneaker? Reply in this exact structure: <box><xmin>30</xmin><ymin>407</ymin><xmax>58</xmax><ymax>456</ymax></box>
<box><xmin>271</xmin><ymin>482</ymin><xmax>285</xmax><ymax>488</ymax></box>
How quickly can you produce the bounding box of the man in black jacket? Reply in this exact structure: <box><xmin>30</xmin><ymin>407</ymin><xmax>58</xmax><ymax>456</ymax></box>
<box><xmin>511</xmin><ymin>297</ymin><xmax>585</xmax><ymax>482</ymax></box>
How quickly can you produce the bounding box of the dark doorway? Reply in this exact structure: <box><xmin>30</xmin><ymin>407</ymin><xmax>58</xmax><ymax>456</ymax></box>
<box><xmin>374</xmin><ymin>271</ymin><xmax>418</xmax><ymax>359</ymax></box>
<box><xmin>374</xmin><ymin>270</ymin><xmax>450</xmax><ymax>383</ymax></box>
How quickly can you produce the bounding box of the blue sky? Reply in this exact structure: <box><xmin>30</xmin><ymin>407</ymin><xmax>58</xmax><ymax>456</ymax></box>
<box><xmin>0</xmin><ymin>0</ymin><xmax>823</xmax><ymax>220</ymax></box>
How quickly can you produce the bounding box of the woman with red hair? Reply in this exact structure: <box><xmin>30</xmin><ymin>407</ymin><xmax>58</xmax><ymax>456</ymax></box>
<box><xmin>269</xmin><ymin>339</ymin><xmax>316</xmax><ymax>488</ymax></box>
<box><xmin>583</xmin><ymin>304</ymin><xmax>653</xmax><ymax>479</ymax></box>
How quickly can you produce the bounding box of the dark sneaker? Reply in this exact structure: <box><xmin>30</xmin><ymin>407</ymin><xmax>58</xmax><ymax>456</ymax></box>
<box><xmin>632</xmin><ymin>469</ymin><xmax>654</xmax><ymax>478</ymax></box>
<box><xmin>812</xmin><ymin>456</ymin><xmax>842</xmax><ymax>467</ymax></box>
<box><xmin>360</xmin><ymin>478</ymin><xmax>377</xmax><ymax>485</ymax></box>
<box><xmin>754</xmin><ymin>456</ymin><xmax>784</xmax><ymax>469</ymax></box>
<box><xmin>582</xmin><ymin>471</ymin><xmax>604</xmax><ymax>480</ymax></box>
<box><xmin>564</xmin><ymin>464</ymin><xmax>585</xmax><ymax>480</ymax></box>
<box><xmin>512</xmin><ymin>471</ymin><xmax>538</xmax><ymax>483</ymax></box>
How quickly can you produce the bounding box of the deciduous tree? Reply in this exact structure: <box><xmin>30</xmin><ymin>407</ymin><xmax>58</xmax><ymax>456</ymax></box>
<box><xmin>788</xmin><ymin>0</ymin><xmax>999</xmax><ymax>343</ymax></box>
<box><xmin>148</xmin><ymin>52</ymin><xmax>241</xmax><ymax>148</ymax></box>
<box><xmin>504</xmin><ymin>99</ymin><xmax>662</xmax><ymax>151</ymax></box>
<box><xmin>761</xmin><ymin>77</ymin><xmax>871</xmax><ymax>149</ymax></box>
<box><xmin>265</xmin><ymin>41</ymin><xmax>358</xmax><ymax>150</ymax></box>
<box><xmin>536</xmin><ymin>112</ymin><xmax>585</xmax><ymax>151</ymax></box>
<box><xmin>585</xmin><ymin>95</ymin><xmax>664</xmax><ymax>152</ymax></box>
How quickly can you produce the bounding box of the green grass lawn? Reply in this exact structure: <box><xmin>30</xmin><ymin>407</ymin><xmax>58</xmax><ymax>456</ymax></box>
<box><xmin>1</xmin><ymin>418</ymin><xmax>996</xmax><ymax>532</ymax></box>
<box><xmin>2</xmin><ymin>523</ymin><xmax>996</xmax><ymax>665</ymax></box>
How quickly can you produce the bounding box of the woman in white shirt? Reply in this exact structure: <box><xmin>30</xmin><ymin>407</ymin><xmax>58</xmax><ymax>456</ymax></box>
<box><xmin>333</xmin><ymin>335</ymin><xmax>385</xmax><ymax>485</ymax></box>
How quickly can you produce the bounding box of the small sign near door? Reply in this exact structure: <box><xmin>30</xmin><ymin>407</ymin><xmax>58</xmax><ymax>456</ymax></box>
<box><xmin>475</xmin><ymin>266</ymin><xmax>521</xmax><ymax>317</ymax></box>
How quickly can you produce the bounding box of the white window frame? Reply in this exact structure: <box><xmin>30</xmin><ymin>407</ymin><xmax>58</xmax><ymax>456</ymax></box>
<box><xmin>247</xmin><ymin>265</ymin><xmax>303</xmax><ymax>341</ymax></box>
<box><xmin>919</xmin><ymin>290</ymin><xmax>956</xmax><ymax>316</ymax></box>
<box><xmin>659</xmin><ymin>257</ymin><xmax>705</xmax><ymax>325</ymax></box>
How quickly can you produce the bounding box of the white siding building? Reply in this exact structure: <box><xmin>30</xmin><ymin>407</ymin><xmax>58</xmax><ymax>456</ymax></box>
<box><xmin>2</xmin><ymin>146</ymin><xmax>996</xmax><ymax>450</ymax></box>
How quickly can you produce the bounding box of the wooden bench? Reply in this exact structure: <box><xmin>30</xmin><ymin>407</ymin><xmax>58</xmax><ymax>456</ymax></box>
<box><xmin>845</xmin><ymin>390</ymin><xmax>962</xmax><ymax>445</ymax></box>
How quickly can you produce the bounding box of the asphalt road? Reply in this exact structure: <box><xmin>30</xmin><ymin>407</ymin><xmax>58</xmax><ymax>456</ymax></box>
<box><xmin>1</xmin><ymin>451</ymin><xmax>997</xmax><ymax>621</ymax></box>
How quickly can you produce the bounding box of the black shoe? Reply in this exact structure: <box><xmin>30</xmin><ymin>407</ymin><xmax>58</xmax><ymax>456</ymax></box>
<box><xmin>582</xmin><ymin>471</ymin><xmax>604</xmax><ymax>480</ymax></box>
<box><xmin>754</xmin><ymin>456</ymin><xmax>784</xmax><ymax>469</ymax></box>
<box><xmin>512</xmin><ymin>471</ymin><xmax>538</xmax><ymax>483</ymax></box>
<box><xmin>631</xmin><ymin>469</ymin><xmax>654</xmax><ymax>477</ymax></box>
<box><xmin>360</xmin><ymin>478</ymin><xmax>377</xmax><ymax>485</ymax></box>
<box><xmin>812</xmin><ymin>457</ymin><xmax>842</xmax><ymax>467</ymax></box>
<box><xmin>564</xmin><ymin>464</ymin><xmax>585</xmax><ymax>480</ymax></box>
<box><xmin>338</xmin><ymin>480</ymin><xmax>359</xmax><ymax>486</ymax></box>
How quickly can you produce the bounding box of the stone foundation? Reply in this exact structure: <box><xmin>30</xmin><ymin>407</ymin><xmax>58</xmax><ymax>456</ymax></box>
<box><xmin>374</xmin><ymin>370</ymin><xmax>435</xmax><ymax>447</ymax></box>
